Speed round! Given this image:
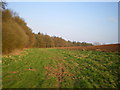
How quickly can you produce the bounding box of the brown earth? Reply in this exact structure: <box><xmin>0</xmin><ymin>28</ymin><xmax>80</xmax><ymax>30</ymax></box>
<box><xmin>56</xmin><ymin>44</ymin><xmax>120</xmax><ymax>52</ymax></box>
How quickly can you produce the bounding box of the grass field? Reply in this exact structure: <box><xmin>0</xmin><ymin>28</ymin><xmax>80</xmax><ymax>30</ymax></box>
<box><xmin>2</xmin><ymin>48</ymin><xmax>119</xmax><ymax>88</ymax></box>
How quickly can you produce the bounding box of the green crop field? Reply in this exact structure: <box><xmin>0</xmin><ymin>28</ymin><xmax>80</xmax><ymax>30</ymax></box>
<box><xmin>2</xmin><ymin>48</ymin><xmax>119</xmax><ymax>88</ymax></box>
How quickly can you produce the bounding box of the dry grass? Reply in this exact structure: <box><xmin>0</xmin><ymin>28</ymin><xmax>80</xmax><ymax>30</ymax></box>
<box><xmin>2</xmin><ymin>48</ymin><xmax>28</xmax><ymax>57</ymax></box>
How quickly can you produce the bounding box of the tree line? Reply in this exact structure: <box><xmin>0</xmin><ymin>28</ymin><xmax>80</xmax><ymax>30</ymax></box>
<box><xmin>2</xmin><ymin>3</ymin><xmax>93</xmax><ymax>54</ymax></box>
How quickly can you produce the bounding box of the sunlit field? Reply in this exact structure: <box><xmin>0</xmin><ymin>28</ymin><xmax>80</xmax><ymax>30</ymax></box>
<box><xmin>2</xmin><ymin>48</ymin><xmax>119</xmax><ymax>88</ymax></box>
<box><xmin>2</xmin><ymin>1</ymin><xmax>119</xmax><ymax>88</ymax></box>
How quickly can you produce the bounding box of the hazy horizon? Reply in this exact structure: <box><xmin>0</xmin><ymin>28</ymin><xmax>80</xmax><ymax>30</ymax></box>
<box><xmin>7</xmin><ymin>2</ymin><xmax>118</xmax><ymax>44</ymax></box>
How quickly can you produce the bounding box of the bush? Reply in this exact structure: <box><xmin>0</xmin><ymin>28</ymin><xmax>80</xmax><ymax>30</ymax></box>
<box><xmin>2</xmin><ymin>19</ymin><xmax>29</xmax><ymax>54</ymax></box>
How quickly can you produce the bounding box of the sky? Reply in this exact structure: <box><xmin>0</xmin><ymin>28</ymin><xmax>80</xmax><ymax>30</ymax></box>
<box><xmin>7</xmin><ymin>2</ymin><xmax>118</xmax><ymax>44</ymax></box>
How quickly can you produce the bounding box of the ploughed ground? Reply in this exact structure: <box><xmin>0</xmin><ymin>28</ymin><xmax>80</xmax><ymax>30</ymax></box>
<box><xmin>56</xmin><ymin>44</ymin><xmax>120</xmax><ymax>52</ymax></box>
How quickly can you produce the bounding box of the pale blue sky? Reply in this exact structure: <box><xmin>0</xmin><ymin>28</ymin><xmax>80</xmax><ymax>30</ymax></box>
<box><xmin>7</xmin><ymin>2</ymin><xmax>118</xmax><ymax>44</ymax></box>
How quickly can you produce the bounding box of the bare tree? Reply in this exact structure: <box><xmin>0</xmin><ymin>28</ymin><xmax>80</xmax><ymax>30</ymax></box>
<box><xmin>1</xmin><ymin>0</ymin><xmax>7</xmax><ymax>10</ymax></box>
